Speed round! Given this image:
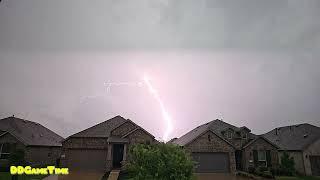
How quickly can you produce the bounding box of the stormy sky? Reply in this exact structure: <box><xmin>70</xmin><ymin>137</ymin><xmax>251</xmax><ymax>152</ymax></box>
<box><xmin>0</xmin><ymin>0</ymin><xmax>319</xmax><ymax>140</ymax></box>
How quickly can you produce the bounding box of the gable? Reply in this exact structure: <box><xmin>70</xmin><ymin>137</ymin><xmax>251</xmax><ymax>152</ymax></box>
<box><xmin>68</xmin><ymin>116</ymin><xmax>127</xmax><ymax>138</ymax></box>
<box><xmin>126</xmin><ymin>129</ymin><xmax>154</xmax><ymax>144</ymax></box>
<box><xmin>111</xmin><ymin>121</ymin><xmax>137</xmax><ymax>137</ymax></box>
<box><xmin>243</xmin><ymin>137</ymin><xmax>278</xmax><ymax>150</ymax></box>
<box><xmin>0</xmin><ymin>132</ymin><xmax>25</xmax><ymax>148</ymax></box>
<box><xmin>185</xmin><ymin>130</ymin><xmax>234</xmax><ymax>152</ymax></box>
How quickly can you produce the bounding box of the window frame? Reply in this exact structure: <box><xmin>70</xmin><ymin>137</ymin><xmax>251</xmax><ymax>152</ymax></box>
<box><xmin>0</xmin><ymin>143</ymin><xmax>11</xmax><ymax>160</ymax></box>
<box><xmin>242</xmin><ymin>132</ymin><xmax>248</xmax><ymax>139</ymax></box>
<box><xmin>257</xmin><ymin>150</ymin><xmax>267</xmax><ymax>167</ymax></box>
<box><xmin>227</xmin><ymin>131</ymin><xmax>233</xmax><ymax>139</ymax></box>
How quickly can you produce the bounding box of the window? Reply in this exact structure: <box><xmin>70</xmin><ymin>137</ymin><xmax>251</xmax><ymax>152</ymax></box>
<box><xmin>258</xmin><ymin>150</ymin><xmax>267</xmax><ymax>167</ymax></box>
<box><xmin>227</xmin><ymin>131</ymin><xmax>233</xmax><ymax>139</ymax></box>
<box><xmin>242</xmin><ymin>132</ymin><xmax>247</xmax><ymax>139</ymax></box>
<box><xmin>208</xmin><ymin>134</ymin><xmax>211</xmax><ymax>142</ymax></box>
<box><xmin>0</xmin><ymin>143</ymin><xmax>11</xmax><ymax>159</ymax></box>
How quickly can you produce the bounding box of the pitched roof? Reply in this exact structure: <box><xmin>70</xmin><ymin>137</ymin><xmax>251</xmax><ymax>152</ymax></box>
<box><xmin>263</xmin><ymin>123</ymin><xmax>320</xmax><ymax>151</ymax></box>
<box><xmin>172</xmin><ymin>119</ymin><xmax>256</xmax><ymax>146</ymax></box>
<box><xmin>243</xmin><ymin>135</ymin><xmax>279</xmax><ymax>149</ymax></box>
<box><xmin>69</xmin><ymin>115</ymin><xmax>127</xmax><ymax>138</ymax></box>
<box><xmin>0</xmin><ymin>116</ymin><xmax>64</xmax><ymax>146</ymax></box>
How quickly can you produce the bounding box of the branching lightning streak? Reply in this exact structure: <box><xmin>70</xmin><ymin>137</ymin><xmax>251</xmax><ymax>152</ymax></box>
<box><xmin>143</xmin><ymin>74</ymin><xmax>173</xmax><ymax>142</ymax></box>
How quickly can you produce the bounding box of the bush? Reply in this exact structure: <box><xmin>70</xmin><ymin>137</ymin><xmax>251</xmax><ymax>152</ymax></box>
<box><xmin>248</xmin><ymin>166</ymin><xmax>255</xmax><ymax>174</ymax></box>
<box><xmin>126</xmin><ymin>143</ymin><xmax>195</xmax><ymax>180</ymax></box>
<box><xmin>279</xmin><ymin>152</ymin><xmax>295</xmax><ymax>176</ymax></box>
<box><xmin>258</xmin><ymin>166</ymin><xmax>268</xmax><ymax>172</ymax></box>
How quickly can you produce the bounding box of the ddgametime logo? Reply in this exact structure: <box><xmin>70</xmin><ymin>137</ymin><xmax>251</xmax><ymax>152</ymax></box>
<box><xmin>10</xmin><ymin>166</ymin><xmax>69</xmax><ymax>175</ymax></box>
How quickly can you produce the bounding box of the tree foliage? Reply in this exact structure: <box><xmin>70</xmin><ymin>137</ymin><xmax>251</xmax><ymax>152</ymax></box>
<box><xmin>126</xmin><ymin>143</ymin><xmax>195</xmax><ymax>180</ymax></box>
<box><xmin>279</xmin><ymin>151</ymin><xmax>295</xmax><ymax>176</ymax></box>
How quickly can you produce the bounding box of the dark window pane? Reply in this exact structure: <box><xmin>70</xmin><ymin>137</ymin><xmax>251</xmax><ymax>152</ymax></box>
<box><xmin>0</xmin><ymin>153</ymin><xmax>10</xmax><ymax>159</ymax></box>
<box><xmin>2</xmin><ymin>143</ymin><xmax>11</xmax><ymax>153</ymax></box>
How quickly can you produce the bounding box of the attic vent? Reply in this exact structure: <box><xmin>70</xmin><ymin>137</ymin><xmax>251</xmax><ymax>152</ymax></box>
<box><xmin>303</xmin><ymin>134</ymin><xmax>308</xmax><ymax>138</ymax></box>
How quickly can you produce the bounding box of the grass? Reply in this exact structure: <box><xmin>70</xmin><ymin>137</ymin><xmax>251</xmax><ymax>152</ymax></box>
<box><xmin>276</xmin><ymin>176</ymin><xmax>320</xmax><ymax>180</ymax></box>
<box><xmin>0</xmin><ymin>172</ymin><xmax>47</xmax><ymax>180</ymax></box>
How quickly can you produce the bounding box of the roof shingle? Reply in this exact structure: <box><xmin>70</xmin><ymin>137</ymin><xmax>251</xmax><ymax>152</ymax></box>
<box><xmin>0</xmin><ymin>117</ymin><xmax>64</xmax><ymax>146</ymax></box>
<box><xmin>263</xmin><ymin>123</ymin><xmax>320</xmax><ymax>150</ymax></box>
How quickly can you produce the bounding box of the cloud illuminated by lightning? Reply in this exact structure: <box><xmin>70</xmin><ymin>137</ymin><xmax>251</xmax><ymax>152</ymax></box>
<box><xmin>143</xmin><ymin>74</ymin><xmax>173</xmax><ymax>142</ymax></box>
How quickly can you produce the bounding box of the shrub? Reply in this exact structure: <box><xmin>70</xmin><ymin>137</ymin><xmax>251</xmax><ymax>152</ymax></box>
<box><xmin>258</xmin><ymin>166</ymin><xmax>268</xmax><ymax>172</ymax></box>
<box><xmin>279</xmin><ymin>152</ymin><xmax>295</xmax><ymax>176</ymax></box>
<box><xmin>248</xmin><ymin>166</ymin><xmax>255</xmax><ymax>174</ymax></box>
<box><xmin>126</xmin><ymin>143</ymin><xmax>195</xmax><ymax>180</ymax></box>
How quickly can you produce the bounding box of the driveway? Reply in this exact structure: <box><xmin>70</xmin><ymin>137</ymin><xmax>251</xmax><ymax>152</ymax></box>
<box><xmin>42</xmin><ymin>171</ymin><xmax>105</xmax><ymax>180</ymax></box>
<box><xmin>196</xmin><ymin>173</ymin><xmax>251</xmax><ymax>180</ymax></box>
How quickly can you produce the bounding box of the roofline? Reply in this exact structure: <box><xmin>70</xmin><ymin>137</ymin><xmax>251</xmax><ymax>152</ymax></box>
<box><xmin>117</xmin><ymin>119</ymin><xmax>155</xmax><ymax>139</ymax></box>
<box><xmin>64</xmin><ymin>115</ymin><xmax>126</xmax><ymax>141</ymax></box>
<box><xmin>27</xmin><ymin>144</ymin><xmax>62</xmax><ymax>147</ymax></box>
<box><xmin>122</xmin><ymin>127</ymin><xmax>155</xmax><ymax>139</ymax></box>
<box><xmin>0</xmin><ymin>130</ymin><xmax>28</xmax><ymax>146</ymax></box>
<box><xmin>183</xmin><ymin>129</ymin><xmax>236</xmax><ymax>149</ymax></box>
<box><xmin>243</xmin><ymin>136</ymin><xmax>280</xmax><ymax>149</ymax></box>
<box><xmin>264</xmin><ymin>123</ymin><xmax>320</xmax><ymax>134</ymax></box>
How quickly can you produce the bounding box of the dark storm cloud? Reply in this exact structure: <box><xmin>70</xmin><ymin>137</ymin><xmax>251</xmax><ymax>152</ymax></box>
<box><xmin>0</xmin><ymin>0</ymin><xmax>320</xmax><ymax>51</ymax></box>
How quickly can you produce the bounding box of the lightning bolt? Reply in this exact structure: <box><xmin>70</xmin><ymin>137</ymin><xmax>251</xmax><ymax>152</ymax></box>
<box><xmin>143</xmin><ymin>74</ymin><xmax>173</xmax><ymax>142</ymax></box>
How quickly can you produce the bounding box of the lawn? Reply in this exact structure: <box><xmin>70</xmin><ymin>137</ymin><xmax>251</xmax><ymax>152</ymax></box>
<box><xmin>276</xmin><ymin>176</ymin><xmax>320</xmax><ymax>180</ymax></box>
<box><xmin>0</xmin><ymin>172</ymin><xmax>47</xmax><ymax>180</ymax></box>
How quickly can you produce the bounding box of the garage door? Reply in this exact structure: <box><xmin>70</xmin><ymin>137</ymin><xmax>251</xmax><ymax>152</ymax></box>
<box><xmin>310</xmin><ymin>156</ymin><xmax>320</xmax><ymax>176</ymax></box>
<box><xmin>192</xmin><ymin>152</ymin><xmax>230</xmax><ymax>173</ymax></box>
<box><xmin>67</xmin><ymin>149</ymin><xmax>107</xmax><ymax>171</ymax></box>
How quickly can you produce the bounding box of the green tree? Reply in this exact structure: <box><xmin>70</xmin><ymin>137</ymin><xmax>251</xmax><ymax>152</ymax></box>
<box><xmin>279</xmin><ymin>151</ymin><xmax>295</xmax><ymax>176</ymax></box>
<box><xmin>126</xmin><ymin>143</ymin><xmax>195</xmax><ymax>180</ymax></box>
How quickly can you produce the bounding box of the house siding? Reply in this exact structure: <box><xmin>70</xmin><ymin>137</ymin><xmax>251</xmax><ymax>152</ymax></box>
<box><xmin>243</xmin><ymin>138</ymin><xmax>278</xmax><ymax>171</ymax></box>
<box><xmin>63</xmin><ymin>137</ymin><xmax>108</xmax><ymax>149</ymax></box>
<box><xmin>303</xmin><ymin>138</ymin><xmax>320</xmax><ymax>176</ymax></box>
<box><xmin>0</xmin><ymin>133</ymin><xmax>61</xmax><ymax>167</ymax></box>
<box><xmin>184</xmin><ymin>131</ymin><xmax>236</xmax><ymax>173</ymax></box>
<box><xmin>25</xmin><ymin>146</ymin><xmax>61</xmax><ymax>166</ymax></box>
<box><xmin>0</xmin><ymin>133</ymin><xmax>26</xmax><ymax>167</ymax></box>
<box><xmin>62</xmin><ymin>127</ymin><xmax>155</xmax><ymax>171</ymax></box>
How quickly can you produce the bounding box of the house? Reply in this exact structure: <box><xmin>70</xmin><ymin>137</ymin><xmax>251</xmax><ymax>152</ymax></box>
<box><xmin>264</xmin><ymin>123</ymin><xmax>320</xmax><ymax>176</ymax></box>
<box><xmin>171</xmin><ymin>119</ymin><xmax>279</xmax><ymax>173</ymax></box>
<box><xmin>61</xmin><ymin>115</ymin><xmax>156</xmax><ymax>172</ymax></box>
<box><xmin>0</xmin><ymin>116</ymin><xmax>64</xmax><ymax>167</ymax></box>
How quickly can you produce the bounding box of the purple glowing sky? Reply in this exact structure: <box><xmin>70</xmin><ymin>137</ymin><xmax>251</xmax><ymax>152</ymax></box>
<box><xmin>0</xmin><ymin>1</ymin><xmax>320</xmax><ymax>140</ymax></box>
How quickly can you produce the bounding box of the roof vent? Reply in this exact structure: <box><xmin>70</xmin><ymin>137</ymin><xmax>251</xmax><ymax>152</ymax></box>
<box><xmin>303</xmin><ymin>134</ymin><xmax>308</xmax><ymax>138</ymax></box>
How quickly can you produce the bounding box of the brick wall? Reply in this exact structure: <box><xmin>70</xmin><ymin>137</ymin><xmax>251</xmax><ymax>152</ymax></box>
<box><xmin>25</xmin><ymin>146</ymin><xmax>61</xmax><ymax>166</ymax></box>
<box><xmin>184</xmin><ymin>131</ymin><xmax>236</xmax><ymax>173</ymax></box>
<box><xmin>63</xmin><ymin>137</ymin><xmax>108</xmax><ymax>149</ymax></box>
<box><xmin>243</xmin><ymin>138</ymin><xmax>278</xmax><ymax>171</ymax></box>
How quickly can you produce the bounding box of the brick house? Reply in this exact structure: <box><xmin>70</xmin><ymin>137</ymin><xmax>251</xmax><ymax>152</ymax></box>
<box><xmin>0</xmin><ymin>116</ymin><xmax>64</xmax><ymax>167</ymax></box>
<box><xmin>61</xmin><ymin>116</ymin><xmax>156</xmax><ymax>172</ymax></box>
<box><xmin>171</xmin><ymin>119</ymin><xmax>279</xmax><ymax>173</ymax></box>
<box><xmin>264</xmin><ymin>123</ymin><xmax>320</xmax><ymax>176</ymax></box>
